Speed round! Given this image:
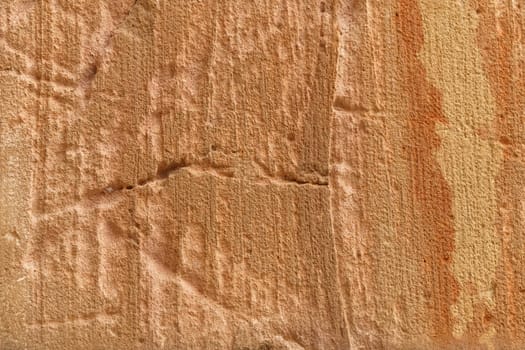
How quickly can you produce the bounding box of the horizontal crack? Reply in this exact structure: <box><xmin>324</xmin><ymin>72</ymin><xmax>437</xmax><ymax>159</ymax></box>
<box><xmin>275</xmin><ymin>173</ymin><xmax>328</xmax><ymax>186</ymax></box>
<box><xmin>107</xmin><ymin>161</ymin><xmax>327</xmax><ymax>195</ymax></box>
<box><xmin>32</xmin><ymin>161</ymin><xmax>328</xmax><ymax>221</ymax></box>
<box><xmin>333</xmin><ymin>95</ymin><xmax>382</xmax><ymax>113</ymax></box>
<box><xmin>104</xmin><ymin>160</ymin><xmax>191</xmax><ymax>194</ymax></box>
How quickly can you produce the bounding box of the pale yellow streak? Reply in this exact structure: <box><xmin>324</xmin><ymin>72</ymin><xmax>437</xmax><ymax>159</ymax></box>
<box><xmin>418</xmin><ymin>0</ymin><xmax>502</xmax><ymax>343</ymax></box>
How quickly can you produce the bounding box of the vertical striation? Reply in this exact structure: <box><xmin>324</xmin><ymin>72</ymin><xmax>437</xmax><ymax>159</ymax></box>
<box><xmin>2</xmin><ymin>0</ymin><xmax>525</xmax><ymax>349</ymax></box>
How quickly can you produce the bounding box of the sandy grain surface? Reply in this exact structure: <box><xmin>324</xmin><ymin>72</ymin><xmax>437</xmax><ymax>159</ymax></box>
<box><xmin>1</xmin><ymin>1</ymin><xmax>524</xmax><ymax>349</ymax></box>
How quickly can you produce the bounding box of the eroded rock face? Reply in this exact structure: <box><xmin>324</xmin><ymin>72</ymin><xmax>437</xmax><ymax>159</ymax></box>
<box><xmin>1</xmin><ymin>1</ymin><xmax>524</xmax><ymax>349</ymax></box>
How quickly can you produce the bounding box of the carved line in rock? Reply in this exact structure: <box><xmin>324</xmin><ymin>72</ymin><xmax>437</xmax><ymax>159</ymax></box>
<box><xmin>32</xmin><ymin>158</ymin><xmax>329</xmax><ymax>223</ymax></box>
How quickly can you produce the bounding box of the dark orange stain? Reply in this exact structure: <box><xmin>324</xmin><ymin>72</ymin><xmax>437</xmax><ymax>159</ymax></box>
<box><xmin>396</xmin><ymin>0</ymin><xmax>459</xmax><ymax>341</ymax></box>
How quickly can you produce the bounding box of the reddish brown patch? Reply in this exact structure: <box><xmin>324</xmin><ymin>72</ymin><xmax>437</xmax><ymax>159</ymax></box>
<box><xmin>396</xmin><ymin>0</ymin><xmax>459</xmax><ymax>340</ymax></box>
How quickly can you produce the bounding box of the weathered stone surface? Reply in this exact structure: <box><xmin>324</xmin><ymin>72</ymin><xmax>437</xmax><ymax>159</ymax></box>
<box><xmin>1</xmin><ymin>0</ymin><xmax>525</xmax><ymax>349</ymax></box>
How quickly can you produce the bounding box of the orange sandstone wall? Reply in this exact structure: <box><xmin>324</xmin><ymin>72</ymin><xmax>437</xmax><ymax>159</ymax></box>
<box><xmin>1</xmin><ymin>1</ymin><xmax>524</xmax><ymax>349</ymax></box>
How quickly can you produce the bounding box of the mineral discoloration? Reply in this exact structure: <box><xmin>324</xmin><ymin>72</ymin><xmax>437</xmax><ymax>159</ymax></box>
<box><xmin>418</xmin><ymin>0</ymin><xmax>502</xmax><ymax>343</ymax></box>
<box><xmin>2</xmin><ymin>0</ymin><xmax>525</xmax><ymax>349</ymax></box>
<box><xmin>331</xmin><ymin>0</ymin><xmax>524</xmax><ymax>348</ymax></box>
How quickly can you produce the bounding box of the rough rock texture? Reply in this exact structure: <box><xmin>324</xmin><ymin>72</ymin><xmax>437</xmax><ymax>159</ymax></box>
<box><xmin>1</xmin><ymin>0</ymin><xmax>524</xmax><ymax>349</ymax></box>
